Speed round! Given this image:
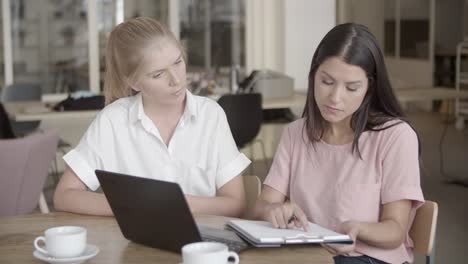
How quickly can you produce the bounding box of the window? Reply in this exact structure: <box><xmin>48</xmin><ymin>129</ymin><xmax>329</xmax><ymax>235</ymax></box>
<box><xmin>384</xmin><ymin>0</ymin><xmax>431</xmax><ymax>59</ymax></box>
<box><xmin>123</xmin><ymin>0</ymin><xmax>168</xmax><ymax>23</ymax></box>
<box><xmin>6</xmin><ymin>0</ymin><xmax>90</xmax><ymax>94</ymax></box>
<box><xmin>179</xmin><ymin>0</ymin><xmax>245</xmax><ymax>71</ymax></box>
<box><xmin>3</xmin><ymin>0</ymin><xmax>245</xmax><ymax>94</ymax></box>
<box><xmin>97</xmin><ymin>0</ymin><xmax>169</xmax><ymax>89</ymax></box>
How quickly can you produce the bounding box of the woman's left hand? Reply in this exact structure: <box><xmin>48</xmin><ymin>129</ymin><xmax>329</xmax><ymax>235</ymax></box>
<box><xmin>321</xmin><ymin>220</ymin><xmax>360</xmax><ymax>256</ymax></box>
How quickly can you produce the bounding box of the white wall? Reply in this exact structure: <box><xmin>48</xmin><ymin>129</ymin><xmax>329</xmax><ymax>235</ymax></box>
<box><xmin>244</xmin><ymin>1</ymin><xmax>336</xmax><ymax>160</ymax></box>
<box><xmin>245</xmin><ymin>0</ymin><xmax>285</xmax><ymax>74</ymax></box>
<box><xmin>283</xmin><ymin>1</ymin><xmax>336</xmax><ymax>92</ymax></box>
<box><xmin>246</xmin><ymin>0</ymin><xmax>336</xmax><ymax>92</ymax></box>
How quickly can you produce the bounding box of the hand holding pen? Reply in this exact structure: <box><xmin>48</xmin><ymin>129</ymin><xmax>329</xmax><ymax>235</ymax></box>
<box><xmin>265</xmin><ymin>201</ymin><xmax>309</xmax><ymax>232</ymax></box>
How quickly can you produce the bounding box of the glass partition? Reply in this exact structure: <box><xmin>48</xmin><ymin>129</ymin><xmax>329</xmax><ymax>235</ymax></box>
<box><xmin>179</xmin><ymin>0</ymin><xmax>245</xmax><ymax>71</ymax></box>
<box><xmin>96</xmin><ymin>0</ymin><xmax>169</xmax><ymax>90</ymax></box>
<box><xmin>10</xmin><ymin>0</ymin><xmax>90</xmax><ymax>93</ymax></box>
<box><xmin>384</xmin><ymin>0</ymin><xmax>431</xmax><ymax>59</ymax></box>
<box><xmin>124</xmin><ymin>0</ymin><xmax>168</xmax><ymax>23</ymax></box>
<box><xmin>399</xmin><ymin>0</ymin><xmax>430</xmax><ymax>59</ymax></box>
<box><xmin>384</xmin><ymin>0</ymin><xmax>396</xmax><ymax>57</ymax></box>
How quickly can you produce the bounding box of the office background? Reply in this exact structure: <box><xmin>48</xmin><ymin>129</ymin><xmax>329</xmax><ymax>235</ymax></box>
<box><xmin>1</xmin><ymin>1</ymin><xmax>468</xmax><ymax>263</ymax></box>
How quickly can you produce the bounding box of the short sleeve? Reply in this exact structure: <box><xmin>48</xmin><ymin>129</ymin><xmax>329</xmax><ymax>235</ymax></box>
<box><xmin>263</xmin><ymin>124</ymin><xmax>293</xmax><ymax>197</ymax></box>
<box><xmin>63</xmin><ymin>112</ymin><xmax>113</xmax><ymax>191</ymax></box>
<box><xmin>380</xmin><ymin>123</ymin><xmax>424</xmax><ymax>207</ymax></box>
<box><xmin>214</xmin><ymin>106</ymin><xmax>251</xmax><ymax>189</ymax></box>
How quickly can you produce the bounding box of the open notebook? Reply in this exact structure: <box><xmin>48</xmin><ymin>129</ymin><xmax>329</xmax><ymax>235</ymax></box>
<box><xmin>227</xmin><ymin>219</ymin><xmax>353</xmax><ymax>247</ymax></box>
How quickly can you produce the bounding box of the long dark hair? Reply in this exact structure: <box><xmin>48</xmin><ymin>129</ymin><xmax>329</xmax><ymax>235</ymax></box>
<box><xmin>302</xmin><ymin>23</ymin><xmax>420</xmax><ymax>158</ymax></box>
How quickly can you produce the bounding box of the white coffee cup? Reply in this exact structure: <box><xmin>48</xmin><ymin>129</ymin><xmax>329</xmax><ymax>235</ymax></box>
<box><xmin>182</xmin><ymin>241</ymin><xmax>239</xmax><ymax>264</ymax></box>
<box><xmin>33</xmin><ymin>226</ymin><xmax>87</xmax><ymax>258</ymax></box>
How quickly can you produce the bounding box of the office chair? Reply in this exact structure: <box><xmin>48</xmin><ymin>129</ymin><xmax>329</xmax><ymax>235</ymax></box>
<box><xmin>0</xmin><ymin>131</ymin><xmax>59</xmax><ymax>216</ymax></box>
<box><xmin>217</xmin><ymin>93</ymin><xmax>268</xmax><ymax>173</ymax></box>
<box><xmin>409</xmin><ymin>200</ymin><xmax>439</xmax><ymax>264</ymax></box>
<box><xmin>1</xmin><ymin>83</ymin><xmax>70</xmax><ymax>185</ymax></box>
<box><xmin>1</xmin><ymin>103</ymin><xmax>52</xmax><ymax>214</ymax></box>
<box><xmin>1</xmin><ymin>83</ymin><xmax>41</xmax><ymax>137</ymax></box>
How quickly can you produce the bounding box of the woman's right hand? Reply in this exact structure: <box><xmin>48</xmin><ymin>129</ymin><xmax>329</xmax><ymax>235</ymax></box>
<box><xmin>263</xmin><ymin>201</ymin><xmax>309</xmax><ymax>231</ymax></box>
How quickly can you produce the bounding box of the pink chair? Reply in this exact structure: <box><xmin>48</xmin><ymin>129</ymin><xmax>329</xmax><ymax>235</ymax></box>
<box><xmin>0</xmin><ymin>131</ymin><xmax>59</xmax><ymax>217</ymax></box>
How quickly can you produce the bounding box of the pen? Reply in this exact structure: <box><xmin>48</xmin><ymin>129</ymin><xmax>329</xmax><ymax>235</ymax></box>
<box><xmin>287</xmin><ymin>214</ymin><xmax>297</xmax><ymax>224</ymax></box>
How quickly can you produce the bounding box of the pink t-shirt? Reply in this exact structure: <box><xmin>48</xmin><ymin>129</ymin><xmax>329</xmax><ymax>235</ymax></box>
<box><xmin>264</xmin><ymin>118</ymin><xmax>424</xmax><ymax>264</ymax></box>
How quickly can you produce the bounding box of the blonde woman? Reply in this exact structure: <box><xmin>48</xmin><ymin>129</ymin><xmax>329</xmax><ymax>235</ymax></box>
<box><xmin>54</xmin><ymin>17</ymin><xmax>250</xmax><ymax>217</ymax></box>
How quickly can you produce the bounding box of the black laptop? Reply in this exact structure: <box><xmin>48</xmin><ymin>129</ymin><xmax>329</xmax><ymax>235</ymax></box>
<box><xmin>95</xmin><ymin>170</ymin><xmax>249</xmax><ymax>253</ymax></box>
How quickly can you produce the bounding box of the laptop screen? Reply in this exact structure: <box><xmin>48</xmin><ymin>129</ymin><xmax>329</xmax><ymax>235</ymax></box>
<box><xmin>95</xmin><ymin>169</ymin><xmax>202</xmax><ymax>252</ymax></box>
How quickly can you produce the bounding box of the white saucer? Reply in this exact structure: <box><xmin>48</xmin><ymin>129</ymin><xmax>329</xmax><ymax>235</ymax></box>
<box><xmin>33</xmin><ymin>244</ymin><xmax>99</xmax><ymax>264</ymax></box>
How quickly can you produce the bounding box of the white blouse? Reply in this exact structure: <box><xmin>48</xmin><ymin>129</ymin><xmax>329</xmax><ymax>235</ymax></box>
<box><xmin>63</xmin><ymin>90</ymin><xmax>251</xmax><ymax>196</ymax></box>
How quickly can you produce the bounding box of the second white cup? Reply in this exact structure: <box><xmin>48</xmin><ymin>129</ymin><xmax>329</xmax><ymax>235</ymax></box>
<box><xmin>182</xmin><ymin>241</ymin><xmax>239</xmax><ymax>264</ymax></box>
<box><xmin>33</xmin><ymin>226</ymin><xmax>87</xmax><ymax>258</ymax></box>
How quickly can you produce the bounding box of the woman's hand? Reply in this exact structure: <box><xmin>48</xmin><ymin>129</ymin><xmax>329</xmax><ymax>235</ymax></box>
<box><xmin>263</xmin><ymin>201</ymin><xmax>309</xmax><ymax>231</ymax></box>
<box><xmin>321</xmin><ymin>220</ymin><xmax>360</xmax><ymax>256</ymax></box>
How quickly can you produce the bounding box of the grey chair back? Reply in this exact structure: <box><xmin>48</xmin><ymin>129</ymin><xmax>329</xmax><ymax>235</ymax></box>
<box><xmin>1</xmin><ymin>83</ymin><xmax>41</xmax><ymax>102</ymax></box>
<box><xmin>0</xmin><ymin>131</ymin><xmax>59</xmax><ymax>217</ymax></box>
<box><xmin>0</xmin><ymin>83</ymin><xmax>42</xmax><ymax>136</ymax></box>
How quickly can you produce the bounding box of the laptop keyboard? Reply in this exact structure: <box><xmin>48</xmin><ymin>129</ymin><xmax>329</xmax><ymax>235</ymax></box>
<box><xmin>202</xmin><ymin>235</ymin><xmax>250</xmax><ymax>253</ymax></box>
<box><xmin>198</xmin><ymin>225</ymin><xmax>250</xmax><ymax>253</ymax></box>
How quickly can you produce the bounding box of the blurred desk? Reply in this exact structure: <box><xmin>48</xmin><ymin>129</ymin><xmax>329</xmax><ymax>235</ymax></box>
<box><xmin>0</xmin><ymin>212</ymin><xmax>333</xmax><ymax>264</ymax></box>
<box><xmin>253</xmin><ymin>88</ymin><xmax>468</xmax><ymax>110</ymax></box>
<box><xmin>6</xmin><ymin>88</ymin><xmax>468</xmax><ymax>123</ymax></box>
<box><xmin>4</xmin><ymin>101</ymin><xmax>99</xmax><ymax>122</ymax></box>
<box><xmin>251</xmin><ymin>88</ymin><xmax>468</xmax><ymax>110</ymax></box>
<box><xmin>262</xmin><ymin>93</ymin><xmax>306</xmax><ymax>110</ymax></box>
<box><xmin>395</xmin><ymin>87</ymin><xmax>468</xmax><ymax>102</ymax></box>
<box><xmin>4</xmin><ymin>94</ymin><xmax>309</xmax><ymax>123</ymax></box>
<box><xmin>262</xmin><ymin>87</ymin><xmax>468</xmax><ymax>106</ymax></box>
